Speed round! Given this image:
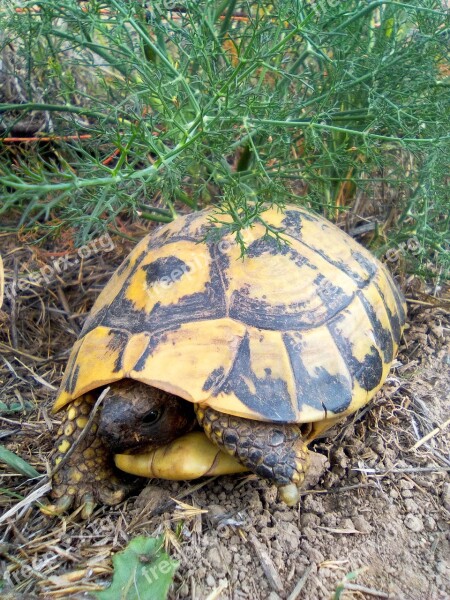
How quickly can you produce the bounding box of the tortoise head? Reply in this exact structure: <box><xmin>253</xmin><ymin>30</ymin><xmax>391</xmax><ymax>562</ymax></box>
<box><xmin>97</xmin><ymin>379</ymin><xmax>196</xmax><ymax>453</ymax></box>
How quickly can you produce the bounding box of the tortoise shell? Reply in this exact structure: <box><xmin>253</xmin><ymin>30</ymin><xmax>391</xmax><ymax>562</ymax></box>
<box><xmin>54</xmin><ymin>205</ymin><xmax>406</xmax><ymax>427</ymax></box>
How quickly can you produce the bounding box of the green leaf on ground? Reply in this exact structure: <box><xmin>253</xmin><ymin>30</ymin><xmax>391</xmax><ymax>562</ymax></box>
<box><xmin>0</xmin><ymin>445</ymin><xmax>40</xmax><ymax>478</ymax></box>
<box><xmin>94</xmin><ymin>536</ymin><xmax>178</xmax><ymax>600</ymax></box>
<box><xmin>0</xmin><ymin>400</ymin><xmax>35</xmax><ymax>415</ymax></box>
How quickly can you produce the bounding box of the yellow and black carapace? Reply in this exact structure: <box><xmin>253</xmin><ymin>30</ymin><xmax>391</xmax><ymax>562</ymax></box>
<box><xmin>47</xmin><ymin>205</ymin><xmax>406</xmax><ymax>518</ymax></box>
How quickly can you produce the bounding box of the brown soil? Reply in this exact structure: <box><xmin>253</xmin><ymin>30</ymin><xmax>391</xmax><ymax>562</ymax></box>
<box><xmin>0</xmin><ymin>226</ymin><xmax>449</xmax><ymax>600</ymax></box>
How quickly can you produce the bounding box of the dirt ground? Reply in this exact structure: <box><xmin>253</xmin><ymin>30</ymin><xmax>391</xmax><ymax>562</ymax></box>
<box><xmin>0</xmin><ymin>223</ymin><xmax>449</xmax><ymax>600</ymax></box>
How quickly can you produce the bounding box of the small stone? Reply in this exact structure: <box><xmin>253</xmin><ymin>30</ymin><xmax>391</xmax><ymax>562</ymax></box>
<box><xmin>302</xmin><ymin>495</ymin><xmax>325</xmax><ymax>515</ymax></box>
<box><xmin>404</xmin><ymin>514</ymin><xmax>423</xmax><ymax>532</ymax></box>
<box><xmin>283</xmin><ymin>523</ymin><xmax>300</xmax><ymax>552</ymax></box>
<box><xmin>436</xmin><ymin>561</ymin><xmax>450</xmax><ymax>576</ymax></box>
<box><xmin>353</xmin><ymin>515</ymin><xmax>373</xmax><ymax>534</ymax></box>
<box><xmin>390</xmin><ymin>489</ymin><xmax>399</xmax><ymax>499</ymax></box>
<box><xmin>302</xmin><ymin>526</ymin><xmax>317</xmax><ymax>541</ymax></box>
<box><xmin>340</xmin><ymin>518</ymin><xmax>355</xmax><ymax>530</ymax></box>
<box><xmin>399</xmin><ymin>479</ymin><xmax>414</xmax><ymax>490</ymax></box>
<box><xmin>307</xmin><ymin>546</ymin><xmax>325</xmax><ymax>564</ymax></box>
<box><xmin>423</xmin><ymin>516</ymin><xmax>437</xmax><ymax>531</ymax></box>
<box><xmin>303</xmin><ymin>452</ymin><xmax>328</xmax><ymax>488</ymax></box>
<box><xmin>442</xmin><ymin>482</ymin><xmax>450</xmax><ymax>512</ymax></box>
<box><xmin>268</xmin><ymin>593</ymin><xmax>282</xmax><ymax>600</ymax></box>
<box><xmin>404</xmin><ymin>498</ymin><xmax>420</xmax><ymax>513</ymax></box>
<box><xmin>206</xmin><ymin>574</ymin><xmax>216</xmax><ymax>587</ymax></box>
<box><xmin>322</xmin><ymin>471</ymin><xmax>341</xmax><ymax>488</ymax></box>
<box><xmin>301</xmin><ymin>513</ymin><xmax>320</xmax><ymax>528</ymax></box>
<box><xmin>178</xmin><ymin>583</ymin><xmax>190</xmax><ymax>597</ymax></box>
<box><xmin>273</xmin><ymin>509</ymin><xmax>295</xmax><ymax>522</ymax></box>
<box><xmin>134</xmin><ymin>485</ymin><xmax>169</xmax><ymax>512</ymax></box>
<box><xmin>206</xmin><ymin>546</ymin><xmax>229</xmax><ymax>570</ymax></box>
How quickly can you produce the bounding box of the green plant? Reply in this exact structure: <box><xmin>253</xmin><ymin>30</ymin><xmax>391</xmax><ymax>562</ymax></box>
<box><xmin>94</xmin><ymin>535</ymin><xmax>178</xmax><ymax>600</ymax></box>
<box><xmin>0</xmin><ymin>1</ymin><xmax>448</xmax><ymax>275</ymax></box>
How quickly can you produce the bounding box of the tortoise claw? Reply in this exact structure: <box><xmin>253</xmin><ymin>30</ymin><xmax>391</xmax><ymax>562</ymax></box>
<box><xmin>278</xmin><ymin>483</ymin><xmax>301</xmax><ymax>506</ymax></box>
<box><xmin>41</xmin><ymin>495</ymin><xmax>74</xmax><ymax>517</ymax></box>
<box><xmin>80</xmin><ymin>493</ymin><xmax>96</xmax><ymax>520</ymax></box>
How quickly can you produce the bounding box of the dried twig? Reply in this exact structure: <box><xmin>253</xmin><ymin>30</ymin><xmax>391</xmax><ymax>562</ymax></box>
<box><xmin>345</xmin><ymin>582</ymin><xmax>389</xmax><ymax>598</ymax></box>
<box><xmin>248</xmin><ymin>532</ymin><xmax>283</xmax><ymax>593</ymax></box>
<box><xmin>287</xmin><ymin>565</ymin><xmax>313</xmax><ymax>600</ymax></box>
<box><xmin>410</xmin><ymin>417</ymin><xmax>450</xmax><ymax>451</ymax></box>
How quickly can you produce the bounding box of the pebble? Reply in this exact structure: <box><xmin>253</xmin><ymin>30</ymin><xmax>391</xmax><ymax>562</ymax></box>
<box><xmin>404</xmin><ymin>498</ymin><xmax>420</xmax><ymax>513</ymax></box>
<box><xmin>302</xmin><ymin>526</ymin><xmax>317</xmax><ymax>541</ymax></box>
<box><xmin>302</xmin><ymin>542</ymin><xmax>324</xmax><ymax>564</ymax></box>
<box><xmin>353</xmin><ymin>515</ymin><xmax>373</xmax><ymax>533</ymax></box>
<box><xmin>436</xmin><ymin>561</ymin><xmax>450</xmax><ymax>576</ymax></box>
<box><xmin>340</xmin><ymin>518</ymin><xmax>355</xmax><ymax>530</ymax></box>
<box><xmin>442</xmin><ymin>482</ymin><xmax>450</xmax><ymax>512</ymax></box>
<box><xmin>399</xmin><ymin>479</ymin><xmax>414</xmax><ymax>490</ymax></box>
<box><xmin>423</xmin><ymin>516</ymin><xmax>437</xmax><ymax>531</ymax></box>
<box><xmin>404</xmin><ymin>514</ymin><xmax>424</xmax><ymax>532</ymax></box>
<box><xmin>302</xmin><ymin>496</ymin><xmax>325</xmax><ymax>514</ymax></box>
<box><xmin>301</xmin><ymin>513</ymin><xmax>320</xmax><ymax>528</ymax></box>
<box><xmin>283</xmin><ymin>523</ymin><xmax>301</xmax><ymax>552</ymax></box>
<box><xmin>206</xmin><ymin>546</ymin><xmax>231</xmax><ymax>571</ymax></box>
<box><xmin>206</xmin><ymin>574</ymin><xmax>216</xmax><ymax>587</ymax></box>
<box><xmin>273</xmin><ymin>509</ymin><xmax>295</xmax><ymax>522</ymax></box>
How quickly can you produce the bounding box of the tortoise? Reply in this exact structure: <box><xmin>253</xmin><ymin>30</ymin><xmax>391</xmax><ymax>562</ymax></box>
<box><xmin>48</xmin><ymin>204</ymin><xmax>406</xmax><ymax>518</ymax></box>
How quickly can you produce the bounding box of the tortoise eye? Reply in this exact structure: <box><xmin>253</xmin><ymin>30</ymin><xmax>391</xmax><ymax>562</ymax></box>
<box><xmin>142</xmin><ymin>409</ymin><xmax>162</xmax><ymax>425</ymax></box>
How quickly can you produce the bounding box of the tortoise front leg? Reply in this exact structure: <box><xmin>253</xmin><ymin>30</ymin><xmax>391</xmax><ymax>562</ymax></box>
<box><xmin>45</xmin><ymin>394</ymin><xmax>130</xmax><ymax>519</ymax></box>
<box><xmin>195</xmin><ymin>406</ymin><xmax>309</xmax><ymax>506</ymax></box>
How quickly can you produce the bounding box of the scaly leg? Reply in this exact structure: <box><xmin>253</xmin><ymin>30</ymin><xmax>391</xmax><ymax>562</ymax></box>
<box><xmin>46</xmin><ymin>394</ymin><xmax>130</xmax><ymax>519</ymax></box>
<box><xmin>195</xmin><ymin>406</ymin><xmax>309</xmax><ymax>506</ymax></box>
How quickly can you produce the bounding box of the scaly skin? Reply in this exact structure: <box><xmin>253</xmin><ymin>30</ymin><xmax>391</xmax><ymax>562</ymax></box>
<box><xmin>45</xmin><ymin>394</ymin><xmax>130</xmax><ymax>519</ymax></box>
<box><xmin>47</xmin><ymin>382</ymin><xmax>196</xmax><ymax>518</ymax></box>
<box><xmin>195</xmin><ymin>405</ymin><xmax>310</xmax><ymax>505</ymax></box>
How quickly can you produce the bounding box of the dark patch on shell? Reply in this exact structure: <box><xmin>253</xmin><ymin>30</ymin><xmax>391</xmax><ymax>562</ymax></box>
<box><xmin>117</xmin><ymin>258</ymin><xmax>130</xmax><ymax>276</ymax></box>
<box><xmin>358</xmin><ymin>290</ymin><xmax>394</xmax><ymax>363</ymax></box>
<box><xmin>203</xmin><ymin>367</ymin><xmax>226</xmax><ymax>392</ymax></box>
<box><xmin>143</xmin><ymin>256</ymin><xmax>190</xmax><ymax>287</ymax></box>
<box><xmin>383</xmin><ymin>269</ymin><xmax>406</xmax><ymax>329</ymax></box>
<box><xmin>314</xmin><ymin>274</ymin><xmax>353</xmax><ymax>319</ymax></box>
<box><xmin>374</xmin><ymin>281</ymin><xmax>403</xmax><ymax>345</ymax></box>
<box><xmin>351</xmin><ymin>249</ymin><xmax>378</xmax><ymax>281</ymax></box>
<box><xmin>281</xmin><ymin>209</ymin><xmax>303</xmax><ymax>236</ymax></box>
<box><xmin>133</xmin><ymin>331</ymin><xmax>170</xmax><ymax>372</ymax></box>
<box><xmin>65</xmin><ymin>363</ymin><xmax>80</xmax><ymax>395</ymax></box>
<box><xmin>247</xmin><ymin>236</ymin><xmax>289</xmax><ymax>258</ymax></box>
<box><xmin>283</xmin><ymin>333</ymin><xmax>352</xmax><ymax>414</ymax></box>
<box><xmin>80</xmin><ymin>246</ymin><xmax>149</xmax><ymax>337</ymax></box>
<box><xmin>107</xmin><ymin>329</ymin><xmax>131</xmax><ymax>373</ymax></box>
<box><xmin>328</xmin><ymin>319</ymin><xmax>383</xmax><ymax>392</ymax></box>
<box><xmin>219</xmin><ymin>333</ymin><xmax>296</xmax><ymax>422</ymax></box>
